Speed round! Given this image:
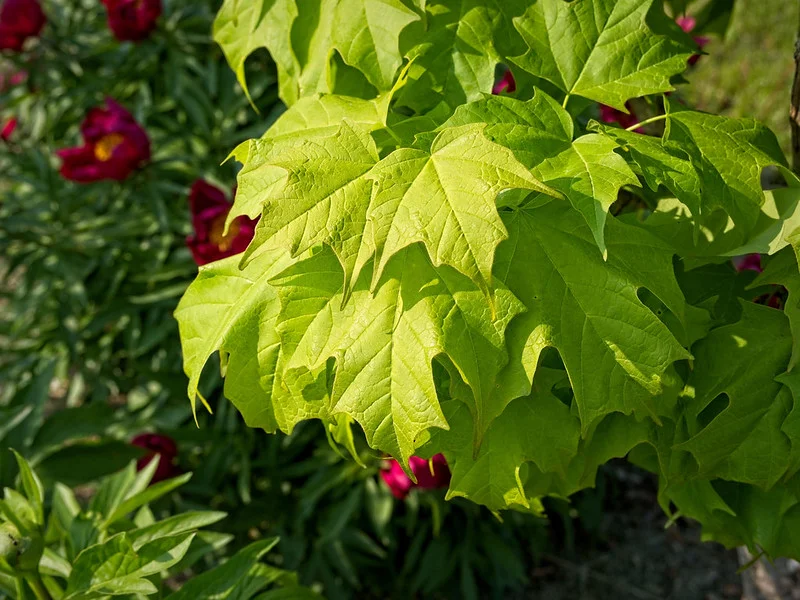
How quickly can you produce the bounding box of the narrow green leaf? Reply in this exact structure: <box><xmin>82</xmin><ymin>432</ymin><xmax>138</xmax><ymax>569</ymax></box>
<box><xmin>166</xmin><ymin>537</ymin><xmax>280</xmax><ymax>600</ymax></box>
<box><xmin>88</xmin><ymin>463</ymin><xmax>137</xmax><ymax>521</ymax></box>
<box><xmin>10</xmin><ymin>452</ymin><xmax>43</xmax><ymax>527</ymax></box>
<box><xmin>106</xmin><ymin>472</ymin><xmax>192</xmax><ymax>527</ymax></box>
<box><xmin>127</xmin><ymin>511</ymin><xmax>228</xmax><ymax>550</ymax></box>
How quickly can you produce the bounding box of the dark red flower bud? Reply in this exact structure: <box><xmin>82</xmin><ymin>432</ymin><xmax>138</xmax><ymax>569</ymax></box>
<box><xmin>1</xmin><ymin>117</ymin><xmax>16</xmax><ymax>141</ymax></box>
<box><xmin>0</xmin><ymin>69</ymin><xmax>26</xmax><ymax>93</ymax></box>
<box><xmin>380</xmin><ymin>454</ymin><xmax>451</xmax><ymax>500</ymax></box>
<box><xmin>732</xmin><ymin>254</ymin><xmax>763</xmax><ymax>274</ymax></box>
<box><xmin>492</xmin><ymin>69</ymin><xmax>516</xmax><ymax>95</ymax></box>
<box><xmin>0</xmin><ymin>0</ymin><xmax>45</xmax><ymax>52</ymax></box>
<box><xmin>101</xmin><ymin>0</ymin><xmax>161</xmax><ymax>42</ymax></box>
<box><xmin>599</xmin><ymin>102</ymin><xmax>642</xmax><ymax>132</ymax></box>
<box><xmin>56</xmin><ymin>99</ymin><xmax>150</xmax><ymax>183</ymax></box>
<box><xmin>186</xmin><ymin>180</ymin><xmax>258</xmax><ymax>266</ymax></box>
<box><xmin>131</xmin><ymin>433</ymin><xmax>180</xmax><ymax>484</ymax></box>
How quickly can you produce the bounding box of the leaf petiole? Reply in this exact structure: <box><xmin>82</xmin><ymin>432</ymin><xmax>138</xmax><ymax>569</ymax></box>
<box><xmin>625</xmin><ymin>113</ymin><xmax>669</xmax><ymax>131</ymax></box>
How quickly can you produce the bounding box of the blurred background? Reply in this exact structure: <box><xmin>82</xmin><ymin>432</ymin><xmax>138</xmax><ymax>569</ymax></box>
<box><xmin>685</xmin><ymin>0</ymin><xmax>798</xmax><ymax>158</ymax></box>
<box><xmin>0</xmin><ymin>0</ymin><xmax>798</xmax><ymax>598</ymax></box>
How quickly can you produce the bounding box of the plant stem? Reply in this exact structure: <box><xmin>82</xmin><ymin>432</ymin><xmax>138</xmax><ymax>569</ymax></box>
<box><xmin>625</xmin><ymin>113</ymin><xmax>668</xmax><ymax>131</ymax></box>
<box><xmin>561</xmin><ymin>94</ymin><xmax>570</xmax><ymax>109</ymax></box>
<box><xmin>24</xmin><ymin>573</ymin><xmax>51</xmax><ymax>600</ymax></box>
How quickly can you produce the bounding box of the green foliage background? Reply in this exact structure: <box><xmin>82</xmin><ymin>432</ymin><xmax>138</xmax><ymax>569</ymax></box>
<box><xmin>3</xmin><ymin>0</ymin><xmax>800</xmax><ymax>598</ymax></box>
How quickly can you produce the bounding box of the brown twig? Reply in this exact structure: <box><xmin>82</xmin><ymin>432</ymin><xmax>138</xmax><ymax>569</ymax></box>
<box><xmin>791</xmin><ymin>26</ymin><xmax>800</xmax><ymax>173</ymax></box>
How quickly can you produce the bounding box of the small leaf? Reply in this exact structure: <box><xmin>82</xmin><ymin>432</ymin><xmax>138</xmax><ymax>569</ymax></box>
<box><xmin>65</xmin><ymin>533</ymin><xmax>194</xmax><ymax>600</ymax></box>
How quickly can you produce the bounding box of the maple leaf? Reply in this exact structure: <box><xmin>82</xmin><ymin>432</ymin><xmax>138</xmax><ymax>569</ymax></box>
<box><xmin>511</xmin><ymin>0</ymin><xmax>694</xmax><ymax>109</ymax></box>
<box><xmin>273</xmin><ymin>244</ymin><xmax>523</xmax><ymax>465</ymax></box>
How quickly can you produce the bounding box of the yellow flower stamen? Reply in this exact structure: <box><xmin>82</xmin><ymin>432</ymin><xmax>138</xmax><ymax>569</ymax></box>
<box><xmin>209</xmin><ymin>212</ymin><xmax>240</xmax><ymax>252</ymax></box>
<box><xmin>94</xmin><ymin>133</ymin><xmax>125</xmax><ymax>162</ymax></box>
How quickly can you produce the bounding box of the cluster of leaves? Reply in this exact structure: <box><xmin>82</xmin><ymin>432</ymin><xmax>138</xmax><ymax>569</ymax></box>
<box><xmin>178</xmin><ymin>0</ymin><xmax>800</xmax><ymax>561</ymax></box>
<box><xmin>0</xmin><ymin>450</ymin><xmax>318</xmax><ymax>600</ymax></box>
<box><xmin>0</xmin><ymin>354</ymin><xmax>548</xmax><ymax>600</ymax></box>
<box><xmin>3</xmin><ymin>2</ymin><xmax>564</xmax><ymax>598</ymax></box>
<box><xmin>173</xmin><ymin>404</ymin><xmax>551</xmax><ymax>600</ymax></box>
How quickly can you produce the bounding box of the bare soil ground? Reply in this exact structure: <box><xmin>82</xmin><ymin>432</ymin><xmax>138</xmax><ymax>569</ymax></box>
<box><xmin>522</xmin><ymin>463</ymin><xmax>758</xmax><ymax>600</ymax></box>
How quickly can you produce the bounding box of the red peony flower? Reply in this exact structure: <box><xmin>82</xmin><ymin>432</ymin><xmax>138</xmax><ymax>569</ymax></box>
<box><xmin>102</xmin><ymin>0</ymin><xmax>161</xmax><ymax>42</ymax></box>
<box><xmin>186</xmin><ymin>180</ymin><xmax>258</xmax><ymax>266</ymax></box>
<box><xmin>492</xmin><ymin>69</ymin><xmax>516</xmax><ymax>95</ymax></box>
<box><xmin>599</xmin><ymin>102</ymin><xmax>643</xmax><ymax>132</ymax></box>
<box><xmin>381</xmin><ymin>461</ymin><xmax>414</xmax><ymax>499</ymax></box>
<box><xmin>380</xmin><ymin>454</ymin><xmax>451</xmax><ymax>500</ymax></box>
<box><xmin>57</xmin><ymin>99</ymin><xmax>150</xmax><ymax>183</ymax></box>
<box><xmin>0</xmin><ymin>0</ymin><xmax>45</xmax><ymax>52</ymax></box>
<box><xmin>131</xmin><ymin>433</ymin><xmax>180</xmax><ymax>484</ymax></box>
<box><xmin>676</xmin><ymin>16</ymin><xmax>709</xmax><ymax>66</ymax></box>
<box><xmin>1</xmin><ymin>117</ymin><xmax>16</xmax><ymax>141</ymax></box>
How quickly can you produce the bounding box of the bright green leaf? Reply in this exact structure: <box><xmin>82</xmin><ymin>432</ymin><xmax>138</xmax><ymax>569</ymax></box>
<box><xmin>677</xmin><ymin>303</ymin><xmax>794</xmax><ymax>488</ymax></box>
<box><xmin>355</xmin><ymin>123</ymin><xmax>558</xmax><ymax>293</ymax></box>
<box><xmin>494</xmin><ymin>203</ymin><xmax>691</xmax><ymax>430</ymax></box>
<box><xmin>511</xmin><ymin>0</ymin><xmax>693</xmax><ymax>109</ymax></box>
<box><xmin>332</xmin><ymin>0</ymin><xmax>419</xmax><ymax>91</ymax></box>
<box><xmin>64</xmin><ymin>533</ymin><xmax>194</xmax><ymax>600</ymax></box>
<box><xmin>276</xmin><ymin>244</ymin><xmax>523</xmax><ymax>465</ymax></box>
